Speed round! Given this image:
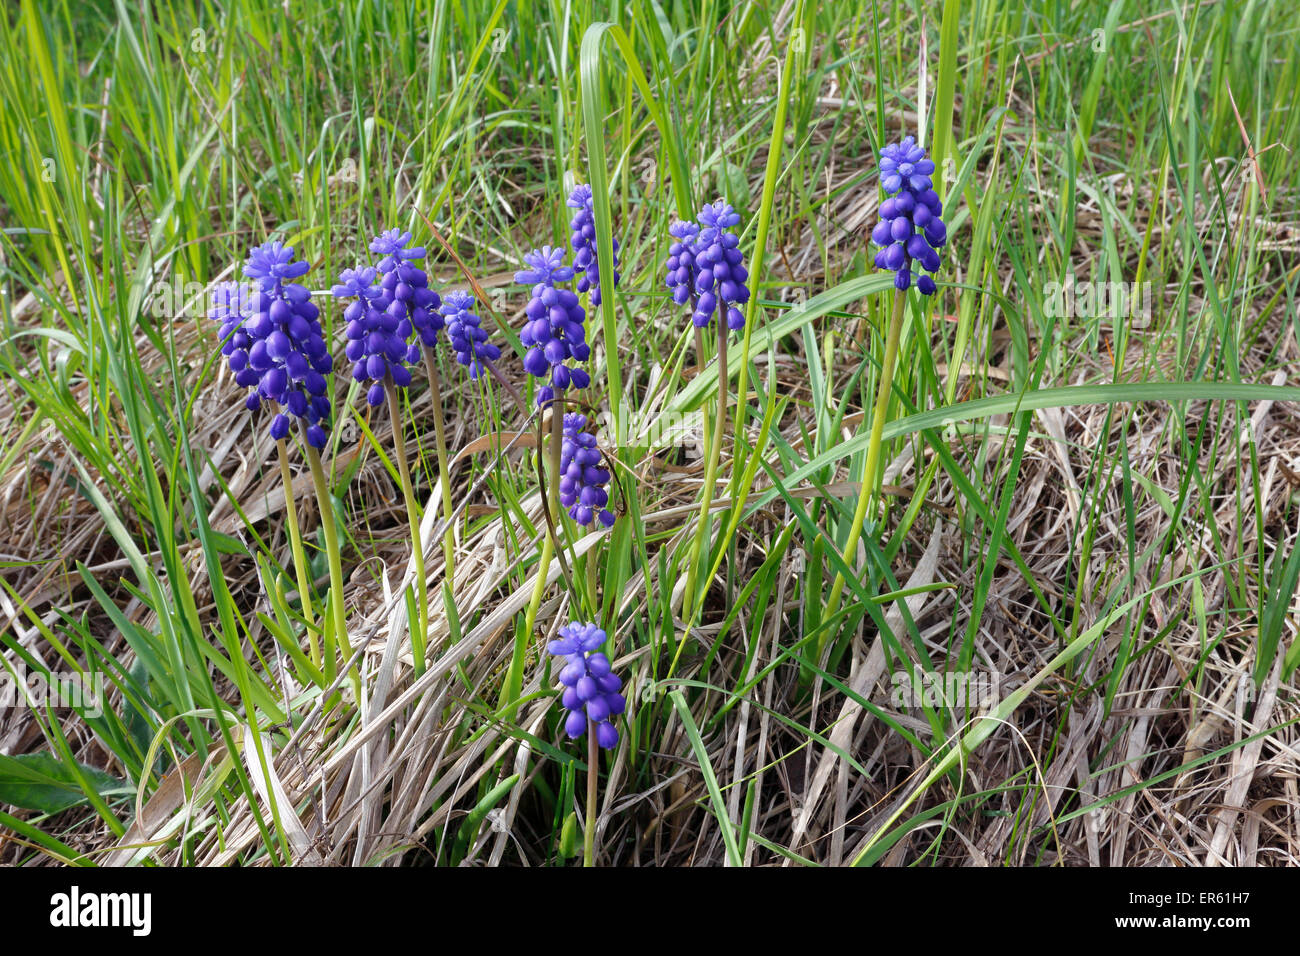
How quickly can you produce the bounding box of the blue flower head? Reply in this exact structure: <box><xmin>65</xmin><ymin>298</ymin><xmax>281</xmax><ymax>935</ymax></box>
<box><xmin>515</xmin><ymin>246</ymin><xmax>589</xmax><ymax>407</ymax></box>
<box><xmin>547</xmin><ymin>621</ymin><xmax>624</xmax><ymax>749</ymax></box>
<box><xmin>566</xmin><ymin>183</ymin><xmax>621</xmax><ymax>306</ymax></box>
<box><xmin>871</xmin><ymin>136</ymin><xmax>946</xmax><ymax>295</ymax></box>
<box><xmin>223</xmin><ymin>243</ymin><xmax>332</xmax><ymax>448</ymax></box>
<box><xmin>335</xmin><ymin>230</ymin><xmax>440</xmax><ymax>406</ymax></box>
<box><xmin>374</xmin><ymin>231</ymin><xmax>442</xmax><ymax>351</ymax></box>
<box><xmin>332</xmin><ymin>265</ymin><xmax>410</xmax><ymax>406</ymax></box>
<box><xmin>514</xmin><ymin>245</ymin><xmax>574</xmax><ymax>286</ymax></box>
<box><xmin>559</xmin><ymin>413</ymin><xmax>615</xmax><ymax>529</ymax></box>
<box><xmin>369</xmin><ymin>228</ymin><xmax>427</xmax><ymax>272</ymax></box>
<box><xmin>439</xmin><ymin>290</ymin><xmax>500</xmax><ymax>380</ymax></box>
<box><xmin>687</xmin><ymin>201</ymin><xmax>750</xmax><ymax>332</ymax></box>
<box><xmin>243</xmin><ymin>240</ymin><xmax>310</xmax><ymax>291</ymax></box>
<box><xmin>664</xmin><ymin>220</ymin><xmax>700</xmax><ymax>306</ymax></box>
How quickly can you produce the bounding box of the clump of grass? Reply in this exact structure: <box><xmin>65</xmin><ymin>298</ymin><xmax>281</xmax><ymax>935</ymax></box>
<box><xmin>1</xmin><ymin>0</ymin><xmax>1299</xmax><ymax>869</ymax></box>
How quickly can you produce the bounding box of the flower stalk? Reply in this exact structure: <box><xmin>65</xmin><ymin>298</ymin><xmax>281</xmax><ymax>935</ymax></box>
<box><xmin>821</xmin><ymin>287</ymin><xmax>907</xmax><ymax>641</ymax></box>
<box><xmin>584</xmin><ymin>726</ymin><xmax>599</xmax><ymax>867</ymax></box>
<box><xmin>682</xmin><ymin>326</ymin><xmax>728</xmax><ymax>620</ymax></box>
<box><xmin>385</xmin><ymin>376</ymin><xmax>429</xmax><ymax>675</ymax></box>
<box><xmin>304</xmin><ymin>433</ymin><xmax>356</xmax><ymax>695</ymax></box>
<box><xmin>506</xmin><ymin>391</ymin><xmax>565</xmax><ymax>710</ymax></box>
<box><xmin>421</xmin><ymin>348</ymin><xmax>457</xmax><ymax>595</ymax></box>
<box><xmin>274</xmin><ymin>433</ymin><xmax>320</xmax><ymax>670</ymax></box>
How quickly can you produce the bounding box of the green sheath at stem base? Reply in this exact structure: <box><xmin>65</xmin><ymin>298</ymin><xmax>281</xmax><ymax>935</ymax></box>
<box><xmin>304</xmin><ymin>437</ymin><xmax>358</xmax><ymax>699</ymax></box>
<box><xmin>820</xmin><ymin>288</ymin><xmax>908</xmax><ymax>651</ymax></box>
<box><xmin>275</xmin><ymin>435</ymin><xmax>320</xmax><ymax>670</ymax></box>
<box><xmin>386</xmin><ymin>376</ymin><xmax>428</xmax><ymax>676</ymax></box>
<box><xmin>505</xmin><ymin>393</ymin><xmax>565</xmax><ymax>713</ymax></box>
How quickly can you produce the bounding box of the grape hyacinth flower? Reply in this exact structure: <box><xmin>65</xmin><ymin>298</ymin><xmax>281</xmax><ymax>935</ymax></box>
<box><xmin>333</xmin><ymin>262</ymin><xmax>413</xmax><ymax>407</ymax></box>
<box><xmin>515</xmin><ymin>245</ymin><xmax>591</xmax><ymax>407</ymax></box>
<box><xmin>370</xmin><ymin>228</ymin><xmax>444</xmax><ymax>355</ymax></box>
<box><xmin>691</xmin><ymin>201</ymin><xmax>750</xmax><ymax>332</ymax></box>
<box><xmin>870</xmin><ymin>136</ymin><xmax>946</xmax><ymax>294</ymax></box>
<box><xmin>674</xmin><ymin>202</ymin><xmax>750</xmax><ymax>617</ymax></box>
<box><xmin>227</xmin><ymin>241</ymin><xmax>333</xmax><ymax>449</ymax></box>
<box><xmin>439</xmin><ymin>290</ymin><xmax>500</xmax><ymax>380</ymax></box>
<box><xmin>566</xmin><ymin>184</ymin><xmax>620</xmax><ymax>306</ymax></box>
<box><xmin>212</xmin><ymin>280</ymin><xmax>251</xmax><ymax>370</ymax></box>
<box><xmin>663</xmin><ymin>220</ymin><xmax>700</xmax><ymax>306</ymax></box>
<box><xmin>548</xmin><ymin>621</ymin><xmax>625</xmax><ymax>749</ymax></box>
<box><xmin>558</xmin><ymin>413</ymin><xmax>615</xmax><ymax>529</ymax></box>
<box><xmin>210</xmin><ymin>242</ymin><xmax>344</xmax><ymax>681</ymax></box>
<box><xmin>821</xmin><ymin>135</ymin><xmax>955</xmax><ymax>657</ymax></box>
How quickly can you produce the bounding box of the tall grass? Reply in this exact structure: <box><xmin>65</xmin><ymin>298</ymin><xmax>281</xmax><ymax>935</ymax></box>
<box><xmin>1</xmin><ymin>0</ymin><xmax>1298</xmax><ymax>866</ymax></box>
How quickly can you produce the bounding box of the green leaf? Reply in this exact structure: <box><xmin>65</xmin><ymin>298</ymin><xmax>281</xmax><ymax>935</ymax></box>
<box><xmin>0</xmin><ymin>752</ymin><xmax>132</xmax><ymax>814</ymax></box>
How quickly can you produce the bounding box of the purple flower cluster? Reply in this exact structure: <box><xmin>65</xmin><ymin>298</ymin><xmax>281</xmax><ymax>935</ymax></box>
<box><xmin>439</xmin><ymin>290</ymin><xmax>500</xmax><ymax>380</ymax></box>
<box><xmin>215</xmin><ymin>241</ymin><xmax>333</xmax><ymax>448</ymax></box>
<box><xmin>558</xmin><ymin>413</ymin><xmax>615</xmax><ymax>529</ymax></box>
<box><xmin>548</xmin><ymin>621</ymin><xmax>624</xmax><ymax>749</ymax></box>
<box><xmin>691</xmin><ymin>201</ymin><xmax>750</xmax><ymax>331</ymax></box>
<box><xmin>333</xmin><ymin>229</ymin><xmax>441</xmax><ymax>407</ymax></box>
<box><xmin>663</xmin><ymin>220</ymin><xmax>700</xmax><ymax>306</ymax></box>
<box><xmin>333</xmin><ymin>264</ymin><xmax>411</xmax><ymax>407</ymax></box>
<box><xmin>516</xmin><ymin>246</ymin><xmax>591</xmax><ymax>407</ymax></box>
<box><xmin>661</xmin><ymin>202</ymin><xmax>750</xmax><ymax>332</ymax></box>
<box><xmin>372</xmin><ymin>229</ymin><xmax>444</xmax><ymax>351</ymax></box>
<box><xmin>870</xmin><ymin>137</ymin><xmax>946</xmax><ymax>295</ymax></box>
<box><xmin>566</xmin><ymin>184</ymin><xmax>620</xmax><ymax>306</ymax></box>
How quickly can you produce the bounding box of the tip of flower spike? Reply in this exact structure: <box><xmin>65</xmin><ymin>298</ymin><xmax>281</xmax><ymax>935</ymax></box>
<box><xmin>668</xmin><ymin>219</ymin><xmax>700</xmax><ymax>240</ymax></box>
<box><xmin>369</xmin><ymin>228</ymin><xmax>425</xmax><ymax>270</ymax></box>
<box><xmin>244</xmin><ymin>241</ymin><xmax>310</xmax><ymax>289</ymax></box>
<box><xmin>697</xmin><ymin>200</ymin><xmax>741</xmax><ymax>232</ymax></box>
<box><xmin>514</xmin><ymin>245</ymin><xmax>574</xmax><ymax>285</ymax></box>
<box><xmin>566</xmin><ymin>183</ymin><xmax>593</xmax><ymax>209</ymax></box>
<box><xmin>878</xmin><ymin>137</ymin><xmax>936</xmax><ymax>195</ymax></box>
<box><xmin>331</xmin><ymin>267</ymin><xmax>379</xmax><ymax>299</ymax></box>
<box><xmin>440</xmin><ymin>289</ymin><xmax>474</xmax><ymax>312</ymax></box>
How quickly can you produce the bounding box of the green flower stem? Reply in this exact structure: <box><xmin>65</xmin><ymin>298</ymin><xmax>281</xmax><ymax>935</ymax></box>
<box><xmin>584</xmin><ymin>528</ymin><xmax>598</xmax><ymax>607</ymax></box>
<box><xmin>504</xmin><ymin>392</ymin><xmax>564</xmax><ymax>711</ymax></box>
<box><xmin>421</xmin><ymin>348</ymin><xmax>457</xmax><ymax>590</ymax></box>
<box><xmin>822</xmin><ymin>288</ymin><xmax>908</xmax><ymax>632</ymax></box>
<box><xmin>275</xmin><ymin>436</ymin><xmax>321</xmax><ymax>672</ymax></box>
<box><xmin>304</xmin><ymin>435</ymin><xmax>356</xmax><ymax>696</ymax></box>
<box><xmin>583</xmin><ymin>724</ymin><xmax>598</xmax><ymax>867</ymax></box>
<box><xmin>385</xmin><ymin>376</ymin><xmax>429</xmax><ymax>677</ymax></box>
<box><xmin>682</xmin><ymin>327</ymin><xmax>728</xmax><ymax>621</ymax></box>
<box><xmin>693</xmin><ymin>325</ymin><xmax>711</xmax><ymax>462</ymax></box>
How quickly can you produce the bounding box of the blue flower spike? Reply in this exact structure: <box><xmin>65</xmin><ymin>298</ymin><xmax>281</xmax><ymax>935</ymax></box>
<box><xmin>871</xmin><ymin>136</ymin><xmax>946</xmax><ymax>295</ymax></box>
<box><xmin>333</xmin><ymin>229</ymin><xmax>436</xmax><ymax>407</ymax></box>
<box><xmin>566</xmin><ymin>183</ymin><xmax>621</xmax><ymax>306</ymax></box>
<box><xmin>439</xmin><ymin>290</ymin><xmax>501</xmax><ymax>380</ymax></box>
<box><xmin>547</xmin><ymin>621</ymin><xmax>624</xmax><ymax>749</ymax></box>
<box><xmin>515</xmin><ymin>245</ymin><xmax>590</xmax><ymax>407</ymax></box>
<box><xmin>217</xmin><ymin>241</ymin><xmax>333</xmax><ymax>449</ymax></box>
<box><xmin>690</xmin><ymin>201</ymin><xmax>750</xmax><ymax>332</ymax></box>
<box><xmin>371</xmin><ymin>228</ymin><xmax>444</xmax><ymax>354</ymax></box>
<box><xmin>559</xmin><ymin>413</ymin><xmax>615</xmax><ymax>529</ymax></box>
<box><xmin>664</xmin><ymin>220</ymin><xmax>700</xmax><ymax>306</ymax></box>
